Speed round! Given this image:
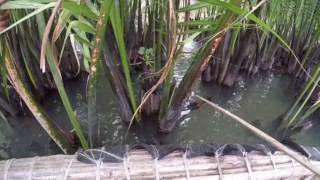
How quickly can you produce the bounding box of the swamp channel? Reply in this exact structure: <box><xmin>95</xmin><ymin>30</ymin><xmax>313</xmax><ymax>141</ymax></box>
<box><xmin>0</xmin><ymin>42</ymin><xmax>319</xmax><ymax>159</ymax></box>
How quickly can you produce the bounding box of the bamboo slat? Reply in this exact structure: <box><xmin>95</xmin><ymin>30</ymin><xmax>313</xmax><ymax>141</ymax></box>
<box><xmin>0</xmin><ymin>149</ymin><xmax>318</xmax><ymax>180</ymax></box>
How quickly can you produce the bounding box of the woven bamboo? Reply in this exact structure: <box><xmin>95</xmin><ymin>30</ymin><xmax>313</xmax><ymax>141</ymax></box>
<box><xmin>0</xmin><ymin>149</ymin><xmax>318</xmax><ymax>180</ymax></box>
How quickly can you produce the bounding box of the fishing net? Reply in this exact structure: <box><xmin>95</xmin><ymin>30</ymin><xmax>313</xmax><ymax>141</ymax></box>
<box><xmin>77</xmin><ymin>143</ymin><xmax>320</xmax><ymax>164</ymax></box>
<box><xmin>1</xmin><ymin>143</ymin><xmax>320</xmax><ymax>179</ymax></box>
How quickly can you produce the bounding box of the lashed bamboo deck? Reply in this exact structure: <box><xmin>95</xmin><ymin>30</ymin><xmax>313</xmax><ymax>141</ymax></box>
<box><xmin>0</xmin><ymin>149</ymin><xmax>319</xmax><ymax>180</ymax></box>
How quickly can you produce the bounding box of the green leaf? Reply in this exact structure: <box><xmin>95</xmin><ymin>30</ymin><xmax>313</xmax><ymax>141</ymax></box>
<box><xmin>0</xmin><ymin>1</ymin><xmax>47</xmax><ymax>9</ymax></box>
<box><xmin>178</xmin><ymin>2</ymin><xmax>208</xmax><ymax>12</ymax></box>
<box><xmin>110</xmin><ymin>2</ymin><xmax>138</xmax><ymax>118</ymax></box>
<box><xmin>3</xmin><ymin>42</ymin><xmax>73</xmax><ymax>154</ymax></box>
<box><xmin>36</xmin><ymin>13</ymin><xmax>89</xmax><ymax>150</ymax></box>
<box><xmin>63</xmin><ymin>1</ymin><xmax>98</xmax><ymax>20</ymax></box>
<box><xmin>177</xmin><ymin>27</ymin><xmax>216</xmax><ymax>35</ymax></box>
<box><xmin>59</xmin><ymin>20</ymin><xmax>95</xmax><ymax>64</ymax></box>
<box><xmin>178</xmin><ymin>19</ymin><xmax>218</xmax><ymax>26</ymax></box>
<box><xmin>0</xmin><ymin>2</ymin><xmax>56</xmax><ymax>34</ymax></box>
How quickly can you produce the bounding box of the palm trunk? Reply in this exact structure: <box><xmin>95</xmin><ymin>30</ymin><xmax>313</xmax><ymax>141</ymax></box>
<box><xmin>4</xmin><ymin>49</ymin><xmax>74</xmax><ymax>154</ymax></box>
<box><xmin>160</xmin><ymin>0</ymin><xmax>242</xmax><ymax>132</ymax></box>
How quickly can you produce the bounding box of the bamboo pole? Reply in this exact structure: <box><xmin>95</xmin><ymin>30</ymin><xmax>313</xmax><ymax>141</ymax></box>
<box><xmin>195</xmin><ymin>95</ymin><xmax>320</xmax><ymax>176</ymax></box>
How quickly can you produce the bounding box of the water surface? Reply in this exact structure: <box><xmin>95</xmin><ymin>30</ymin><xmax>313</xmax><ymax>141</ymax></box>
<box><xmin>1</xmin><ymin>44</ymin><xmax>319</xmax><ymax>159</ymax></box>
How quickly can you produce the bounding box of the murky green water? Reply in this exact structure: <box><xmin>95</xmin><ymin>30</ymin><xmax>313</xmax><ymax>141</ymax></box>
<box><xmin>1</xmin><ymin>43</ymin><xmax>319</xmax><ymax>159</ymax></box>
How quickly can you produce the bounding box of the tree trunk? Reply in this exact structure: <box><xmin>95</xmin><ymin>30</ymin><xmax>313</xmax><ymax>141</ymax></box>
<box><xmin>223</xmin><ymin>29</ymin><xmax>255</xmax><ymax>87</ymax></box>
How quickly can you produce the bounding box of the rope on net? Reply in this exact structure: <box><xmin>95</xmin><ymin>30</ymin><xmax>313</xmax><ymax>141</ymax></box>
<box><xmin>236</xmin><ymin>144</ymin><xmax>253</xmax><ymax>180</ymax></box>
<box><xmin>64</xmin><ymin>154</ymin><xmax>77</xmax><ymax>180</ymax></box>
<box><xmin>269</xmin><ymin>153</ymin><xmax>278</xmax><ymax>179</ymax></box>
<box><xmin>151</xmin><ymin>145</ymin><xmax>160</xmax><ymax>180</ymax></box>
<box><xmin>77</xmin><ymin>148</ymin><xmax>124</xmax><ymax>180</ymax></box>
<box><xmin>3</xmin><ymin>159</ymin><xmax>14</xmax><ymax>180</ymax></box>
<box><xmin>243</xmin><ymin>151</ymin><xmax>253</xmax><ymax>180</ymax></box>
<box><xmin>258</xmin><ymin>144</ymin><xmax>279</xmax><ymax>179</ymax></box>
<box><xmin>215</xmin><ymin>145</ymin><xmax>227</xmax><ymax>180</ymax></box>
<box><xmin>122</xmin><ymin>146</ymin><xmax>131</xmax><ymax>180</ymax></box>
<box><xmin>182</xmin><ymin>145</ymin><xmax>190</xmax><ymax>180</ymax></box>
<box><xmin>95</xmin><ymin>158</ymin><xmax>102</xmax><ymax>180</ymax></box>
<box><xmin>291</xmin><ymin>158</ymin><xmax>296</xmax><ymax>178</ymax></box>
<box><xmin>27</xmin><ymin>156</ymin><xmax>38</xmax><ymax>180</ymax></box>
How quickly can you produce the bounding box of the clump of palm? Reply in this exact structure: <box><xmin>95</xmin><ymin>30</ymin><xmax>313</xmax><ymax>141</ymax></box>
<box><xmin>0</xmin><ymin>0</ymin><xmax>240</xmax><ymax>150</ymax></box>
<box><xmin>198</xmin><ymin>0</ymin><xmax>320</xmax><ymax>87</ymax></box>
<box><xmin>275</xmin><ymin>0</ymin><xmax>320</xmax><ymax>137</ymax></box>
<box><xmin>1</xmin><ymin>0</ymin><xmax>319</xmax><ymax>153</ymax></box>
<box><xmin>0</xmin><ymin>0</ymin><xmax>91</xmax><ymax>152</ymax></box>
<box><xmin>179</xmin><ymin>0</ymin><xmax>320</xmax><ymax>138</ymax></box>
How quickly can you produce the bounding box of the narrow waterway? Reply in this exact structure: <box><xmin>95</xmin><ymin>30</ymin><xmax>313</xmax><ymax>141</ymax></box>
<box><xmin>0</xmin><ymin>43</ymin><xmax>319</xmax><ymax>159</ymax></box>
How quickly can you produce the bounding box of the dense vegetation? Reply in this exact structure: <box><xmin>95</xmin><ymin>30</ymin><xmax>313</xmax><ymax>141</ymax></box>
<box><xmin>0</xmin><ymin>0</ymin><xmax>319</xmax><ymax>154</ymax></box>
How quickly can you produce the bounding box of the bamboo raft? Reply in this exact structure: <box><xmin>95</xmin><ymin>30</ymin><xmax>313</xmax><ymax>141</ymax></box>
<box><xmin>0</xmin><ymin>148</ymin><xmax>319</xmax><ymax>180</ymax></box>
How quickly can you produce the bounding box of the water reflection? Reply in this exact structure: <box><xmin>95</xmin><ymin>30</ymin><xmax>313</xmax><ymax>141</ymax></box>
<box><xmin>174</xmin><ymin>41</ymin><xmax>199</xmax><ymax>83</ymax></box>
